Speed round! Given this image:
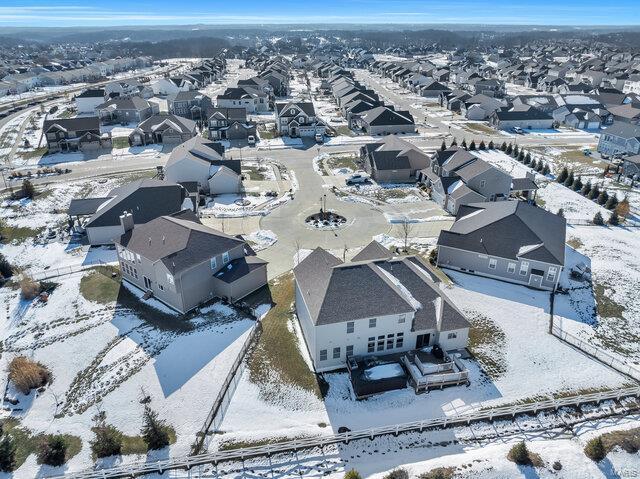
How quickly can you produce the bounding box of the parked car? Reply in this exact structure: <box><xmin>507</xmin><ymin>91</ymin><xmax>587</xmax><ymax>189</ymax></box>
<box><xmin>512</xmin><ymin>126</ymin><xmax>525</xmax><ymax>135</ymax></box>
<box><xmin>247</xmin><ymin>135</ymin><xmax>256</xmax><ymax>146</ymax></box>
<box><xmin>315</xmin><ymin>132</ymin><xmax>324</xmax><ymax>143</ymax></box>
<box><xmin>346</xmin><ymin>172</ymin><xmax>370</xmax><ymax>185</ymax></box>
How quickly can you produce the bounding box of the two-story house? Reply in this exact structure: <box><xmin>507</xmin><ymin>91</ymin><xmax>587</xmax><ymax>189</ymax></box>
<box><xmin>116</xmin><ymin>209</ymin><xmax>268</xmax><ymax>313</ymax></box>
<box><xmin>169</xmin><ymin>91</ymin><xmax>212</xmax><ymax>121</ymax></box>
<box><xmin>275</xmin><ymin>101</ymin><xmax>325</xmax><ymax>138</ymax></box>
<box><xmin>597</xmin><ymin>123</ymin><xmax>640</xmax><ymax>156</ymax></box>
<box><xmin>207</xmin><ymin>107</ymin><xmax>257</xmax><ymax>141</ymax></box>
<box><xmin>294</xmin><ymin>243</ymin><xmax>470</xmax><ymax>372</ymax></box>
<box><xmin>42</xmin><ymin>116</ymin><xmax>111</xmax><ymax>153</ymax></box>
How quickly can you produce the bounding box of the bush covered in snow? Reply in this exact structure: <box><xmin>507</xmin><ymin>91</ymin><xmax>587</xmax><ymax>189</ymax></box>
<box><xmin>8</xmin><ymin>356</ymin><xmax>51</xmax><ymax>395</ymax></box>
<box><xmin>383</xmin><ymin>468</ymin><xmax>409</xmax><ymax>479</ymax></box>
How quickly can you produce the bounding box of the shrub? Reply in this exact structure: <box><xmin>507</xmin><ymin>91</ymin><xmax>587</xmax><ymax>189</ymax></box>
<box><xmin>383</xmin><ymin>469</ymin><xmax>409</xmax><ymax>479</ymax></box>
<box><xmin>21</xmin><ymin>179</ymin><xmax>35</xmax><ymax>199</ymax></box>
<box><xmin>37</xmin><ymin>435</ymin><xmax>67</xmax><ymax>466</ymax></box>
<box><xmin>572</xmin><ymin>176</ymin><xmax>583</xmax><ymax>192</ymax></box>
<box><xmin>608</xmin><ymin>212</ymin><xmax>620</xmax><ymax>226</ymax></box>
<box><xmin>344</xmin><ymin>469</ymin><xmax>362</xmax><ymax>479</ymax></box>
<box><xmin>593</xmin><ymin>212</ymin><xmax>604</xmax><ymax>226</ymax></box>
<box><xmin>556</xmin><ymin>208</ymin><xmax>564</xmax><ymax>218</ymax></box>
<box><xmin>524</xmin><ymin>152</ymin><xmax>532</xmax><ymax>164</ymax></box>
<box><xmin>529</xmin><ymin>159</ymin><xmax>537</xmax><ymax>170</ymax></box>
<box><xmin>417</xmin><ymin>468</ymin><xmax>455</xmax><ymax>479</ymax></box>
<box><xmin>615</xmin><ymin>197</ymin><xmax>630</xmax><ymax>218</ymax></box>
<box><xmin>563</xmin><ymin>171</ymin><xmax>574</xmax><ymax>187</ymax></box>
<box><xmin>461</xmin><ymin>138</ymin><xmax>467</xmax><ymax>149</ymax></box>
<box><xmin>19</xmin><ymin>277</ymin><xmax>41</xmax><ymax>300</ymax></box>
<box><xmin>440</xmin><ymin>140</ymin><xmax>447</xmax><ymax>151</ymax></box>
<box><xmin>428</xmin><ymin>248</ymin><xmax>438</xmax><ymax>265</ymax></box>
<box><xmin>512</xmin><ymin>144</ymin><xmax>519</xmax><ymax>157</ymax></box>
<box><xmin>500</xmin><ymin>141</ymin><xmax>507</xmax><ymax>151</ymax></box>
<box><xmin>588</xmin><ymin>185</ymin><xmax>600</xmax><ymax>201</ymax></box>
<box><xmin>507</xmin><ymin>441</ymin><xmax>531</xmax><ymax>465</ymax></box>
<box><xmin>552</xmin><ymin>460</ymin><xmax>562</xmax><ymax>470</ymax></box>
<box><xmin>141</xmin><ymin>405</ymin><xmax>170</xmax><ymax>450</ymax></box>
<box><xmin>0</xmin><ymin>435</ymin><xmax>16</xmax><ymax>472</ymax></box>
<box><xmin>488</xmin><ymin>140</ymin><xmax>494</xmax><ymax>149</ymax></box>
<box><xmin>479</xmin><ymin>140</ymin><xmax>486</xmax><ymax>150</ymax></box>
<box><xmin>505</xmin><ymin>143</ymin><xmax>513</xmax><ymax>155</ymax></box>
<box><xmin>584</xmin><ymin>437</ymin><xmax>607</xmax><ymax>462</ymax></box>
<box><xmin>605</xmin><ymin>195</ymin><xmax>618</xmax><ymax>210</ymax></box>
<box><xmin>90</xmin><ymin>423</ymin><xmax>123</xmax><ymax>458</ymax></box>
<box><xmin>557</xmin><ymin>167</ymin><xmax>569</xmax><ymax>183</ymax></box>
<box><xmin>8</xmin><ymin>356</ymin><xmax>52</xmax><ymax>395</ymax></box>
<box><xmin>542</xmin><ymin>163</ymin><xmax>550</xmax><ymax>175</ymax></box>
<box><xmin>450</xmin><ymin>137</ymin><xmax>458</xmax><ymax>147</ymax></box>
<box><xmin>518</xmin><ymin>150</ymin><xmax>525</xmax><ymax>162</ymax></box>
<box><xmin>597</xmin><ymin>190</ymin><xmax>609</xmax><ymax>206</ymax></box>
<box><xmin>468</xmin><ymin>140</ymin><xmax>476</xmax><ymax>150</ymax></box>
<box><xmin>581</xmin><ymin>182</ymin><xmax>592</xmax><ymax>196</ymax></box>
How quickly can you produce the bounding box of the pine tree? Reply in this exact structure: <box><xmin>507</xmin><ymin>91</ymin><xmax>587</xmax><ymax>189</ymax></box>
<box><xmin>21</xmin><ymin>179</ymin><xmax>35</xmax><ymax>199</ymax></box>
<box><xmin>581</xmin><ymin>181</ymin><xmax>592</xmax><ymax>196</ymax></box>
<box><xmin>584</xmin><ymin>437</ymin><xmax>607</xmax><ymax>462</ymax></box>
<box><xmin>141</xmin><ymin>405</ymin><xmax>170</xmax><ymax>450</ymax></box>
<box><xmin>608</xmin><ymin>212</ymin><xmax>620</xmax><ymax>226</ymax></box>
<box><xmin>512</xmin><ymin>144</ymin><xmax>519</xmax><ymax>157</ymax></box>
<box><xmin>597</xmin><ymin>190</ymin><xmax>609</xmax><ymax>206</ymax></box>
<box><xmin>479</xmin><ymin>140</ymin><xmax>486</xmax><ymax>150</ymax></box>
<box><xmin>593</xmin><ymin>211</ymin><xmax>604</xmax><ymax>225</ymax></box>
<box><xmin>0</xmin><ymin>435</ymin><xmax>16</xmax><ymax>472</ymax></box>
<box><xmin>542</xmin><ymin>163</ymin><xmax>550</xmax><ymax>175</ymax></box>
<box><xmin>488</xmin><ymin>140</ymin><xmax>495</xmax><ymax>149</ymax></box>
<box><xmin>344</xmin><ymin>470</ymin><xmax>363</xmax><ymax>479</ymax></box>
<box><xmin>37</xmin><ymin>435</ymin><xmax>67</xmax><ymax>467</ymax></box>
<box><xmin>529</xmin><ymin>159</ymin><xmax>537</xmax><ymax>170</ymax></box>
<box><xmin>0</xmin><ymin>253</ymin><xmax>12</xmax><ymax>279</ymax></box>
<box><xmin>469</xmin><ymin>140</ymin><xmax>476</xmax><ymax>150</ymax></box>
<box><xmin>461</xmin><ymin>138</ymin><xmax>468</xmax><ymax>150</ymax></box>
<box><xmin>572</xmin><ymin>176</ymin><xmax>583</xmax><ymax>192</ymax></box>
<box><xmin>588</xmin><ymin>184</ymin><xmax>600</xmax><ymax>200</ymax></box>
<box><xmin>556</xmin><ymin>208</ymin><xmax>565</xmax><ymax>218</ymax></box>
<box><xmin>525</xmin><ymin>152</ymin><xmax>532</xmax><ymax>164</ymax></box>
<box><xmin>518</xmin><ymin>150</ymin><xmax>525</xmax><ymax>162</ymax></box>
<box><xmin>535</xmin><ymin>160</ymin><xmax>544</xmax><ymax>172</ymax></box>
<box><xmin>450</xmin><ymin>137</ymin><xmax>458</xmax><ymax>147</ymax></box>
<box><xmin>616</xmin><ymin>196</ymin><xmax>630</xmax><ymax>218</ymax></box>
<box><xmin>500</xmin><ymin>141</ymin><xmax>507</xmax><ymax>151</ymax></box>
<box><xmin>564</xmin><ymin>170</ymin><xmax>575</xmax><ymax>187</ymax></box>
<box><xmin>90</xmin><ymin>411</ymin><xmax>123</xmax><ymax>459</ymax></box>
<box><xmin>506</xmin><ymin>143</ymin><xmax>513</xmax><ymax>155</ymax></box>
<box><xmin>508</xmin><ymin>441</ymin><xmax>531</xmax><ymax>465</ymax></box>
<box><xmin>557</xmin><ymin>166</ymin><xmax>569</xmax><ymax>183</ymax></box>
<box><xmin>605</xmin><ymin>194</ymin><xmax>618</xmax><ymax>210</ymax></box>
<box><xmin>440</xmin><ymin>140</ymin><xmax>447</xmax><ymax>151</ymax></box>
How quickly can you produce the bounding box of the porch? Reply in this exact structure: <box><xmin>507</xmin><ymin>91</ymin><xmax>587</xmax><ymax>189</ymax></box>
<box><xmin>403</xmin><ymin>347</ymin><xmax>470</xmax><ymax>393</ymax></box>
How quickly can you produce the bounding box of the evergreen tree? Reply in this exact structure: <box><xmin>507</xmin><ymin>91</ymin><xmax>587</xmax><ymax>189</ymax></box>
<box><xmin>0</xmin><ymin>253</ymin><xmax>12</xmax><ymax>279</ymax></box>
<box><xmin>450</xmin><ymin>137</ymin><xmax>458</xmax><ymax>147</ymax></box>
<box><xmin>512</xmin><ymin>144</ymin><xmax>519</xmax><ymax>157</ymax></box>
<box><xmin>488</xmin><ymin>140</ymin><xmax>495</xmax><ymax>149</ymax></box>
<box><xmin>542</xmin><ymin>163</ymin><xmax>550</xmax><ymax>175</ymax></box>
<box><xmin>529</xmin><ymin>159</ymin><xmax>537</xmax><ymax>171</ymax></box>
<box><xmin>564</xmin><ymin>170</ymin><xmax>575</xmax><ymax>187</ymax></box>
<box><xmin>581</xmin><ymin>181</ymin><xmax>592</xmax><ymax>196</ymax></box>
<box><xmin>506</xmin><ymin>143</ymin><xmax>513</xmax><ymax>155</ymax></box>
<box><xmin>605</xmin><ymin>194</ymin><xmax>618</xmax><ymax>210</ymax></box>
<box><xmin>500</xmin><ymin>141</ymin><xmax>507</xmax><ymax>151</ymax></box>
<box><xmin>90</xmin><ymin>411</ymin><xmax>123</xmax><ymax>459</ymax></box>
<box><xmin>588</xmin><ymin>184</ymin><xmax>601</xmax><ymax>200</ymax></box>
<box><xmin>557</xmin><ymin>166</ymin><xmax>569</xmax><ymax>183</ymax></box>
<box><xmin>518</xmin><ymin>150</ymin><xmax>525</xmax><ymax>162</ymax></box>
<box><xmin>584</xmin><ymin>437</ymin><xmax>607</xmax><ymax>462</ymax></box>
<box><xmin>508</xmin><ymin>441</ymin><xmax>531</xmax><ymax>465</ymax></box>
<box><xmin>593</xmin><ymin>211</ymin><xmax>604</xmax><ymax>225</ymax></box>
<box><xmin>141</xmin><ymin>405</ymin><xmax>170</xmax><ymax>450</ymax></box>
<box><xmin>461</xmin><ymin>138</ymin><xmax>468</xmax><ymax>150</ymax></box>
<box><xmin>469</xmin><ymin>140</ymin><xmax>476</xmax><ymax>150</ymax></box>
<box><xmin>37</xmin><ymin>435</ymin><xmax>67</xmax><ymax>467</ymax></box>
<box><xmin>479</xmin><ymin>140</ymin><xmax>486</xmax><ymax>150</ymax></box>
<box><xmin>0</xmin><ymin>435</ymin><xmax>16</xmax><ymax>472</ymax></box>
<box><xmin>440</xmin><ymin>140</ymin><xmax>447</xmax><ymax>151</ymax></box>
<box><xmin>524</xmin><ymin>152</ymin><xmax>532</xmax><ymax>164</ymax></box>
<box><xmin>535</xmin><ymin>160</ymin><xmax>544</xmax><ymax>172</ymax></box>
<box><xmin>344</xmin><ymin>470</ymin><xmax>362</xmax><ymax>479</ymax></box>
<box><xmin>597</xmin><ymin>189</ymin><xmax>609</xmax><ymax>206</ymax></box>
<box><xmin>21</xmin><ymin>179</ymin><xmax>35</xmax><ymax>199</ymax></box>
<box><xmin>608</xmin><ymin>212</ymin><xmax>620</xmax><ymax>226</ymax></box>
<box><xmin>572</xmin><ymin>176</ymin><xmax>583</xmax><ymax>192</ymax></box>
<box><xmin>556</xmin><ymin>208</ymin><xmax>565</xmax><ymax>218</ymax></box>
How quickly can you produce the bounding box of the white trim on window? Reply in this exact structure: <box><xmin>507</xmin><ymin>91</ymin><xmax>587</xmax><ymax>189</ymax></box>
<box><xmin>222</xmin><ymin>252</ymin><xmax>230</xmax><ymax>264</ymax></box>
<box><xmin>507</xmin><ymin>262</ymin><xmax>516</xmax><ymax>274</ymax></box>
<box><xmin>547</xmin><ymin>266</ymin><xmax>558</xmax><ymax>282</ymax></box>
<box><xmin>519</xmin><ymin>261</ymin><xmax>529</xmax><ymax>276</ymax></box>
<box><xmin>488</xmin><ymin>258</ymin><xmax>497</xmax><ymax>269</ymax></box>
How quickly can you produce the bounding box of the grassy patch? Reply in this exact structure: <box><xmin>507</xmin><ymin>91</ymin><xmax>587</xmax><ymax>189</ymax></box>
<box><xmin>2</xmin><ymin>418</ymin><xmax>82</xmax><ymax>469</ymax></box>
<box><xmin>89</xmin><ymin>425</ymin><xmax>176</xmax><ymax>457</ymax></box>
<box><xmin>326</xmin><ymin>154</ymin><xmax>359</xmax><ymax>172</ymax></box>
<box><xmin>593</xmin><ymin>282</ymin><xmax>626</xmax><ymax>319</ymax></box>
<box><xmin>462</xmin><ymin>122</ymin><xmax>496</xmax><ymax>135</ymax></box>
<box><xmin>111</xmin><ymin>137</ymin><xmax>131</xmax><ymax>149</ymax></box>
<box><xmin>258</xmin><ymin>128</ymin><xmax>276</xmax><ymax>140</ymax></box>
<box><xmin>218</xmin><ymin>436</ymin><xmax>304</xmax><ymax>451</ymax></box>
<box><xmin>79</xmin><ymin>267</ymin><xmax>121</xmax><ymax>304</ymax></box>
<box><xmin>417</xmin><ymin>467</ymin><xmax>456</xmax><ymax>479</ymax></box>
<box><xmin>333</xmin><ymin>125</ymin><xmax>355</xmax><ymax>137</ymax></box>
<box><xmin>17</xmin><ymin>147</ymin><xmax>48</xmax><ymax>160</ymax></box>
<box><xmin>600</xmin><ymin>427</ymin><xmax>640</xmax><ymax>454</ymax></box>
<box><xmin>467</xmin><ymin>313</ymin><xmax>507</xmax><ymax>379</ymax></box>
<box><xmin>567</xmin><ymin>237</ymin><xmax>584</xmax><ymax>250</ymax></box>
<box><xmin>247</xmin><ymin>273</ymin><xmax>322</xmax><ymax>401</ymax></box>
<box><xmin>0</xmin><ymin>221</ymin><xmax>43</xmax><ymax>244</ymax></box>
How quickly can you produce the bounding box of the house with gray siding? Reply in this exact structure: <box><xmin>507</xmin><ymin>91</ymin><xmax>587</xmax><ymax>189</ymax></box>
<box><xmin>360</xmin><ymin>136</ymin><xmax>430</xmax><ymax>183</ymax></box>
<box><xmin>418</xmin><ymin>148</ymin><xmax>512</xmax><ymax>214</ymax></box>
<box><xmin>597</xmin><ymin>123</ymin><xmax>640</xmax><ymax>156</ymax></box>
<box><xmin>436</xmin><ymin>201</ymin><xmax>566</xmax><ymax>291</ymax></box>
<box><xmin>116</xmin><ymin>210</ymin><xmax>267</xmax><ymax>314</ymax></box>
<box><xmin>294</xmin><ymin>242</ymin><xmax>470</xmax><ymax>373</ymax></box>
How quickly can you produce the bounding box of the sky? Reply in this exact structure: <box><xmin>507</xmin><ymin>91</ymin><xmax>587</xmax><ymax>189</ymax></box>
<box><xmin>0</xmin><ymin>0</ymin><xmax>639</xmax><ymax>27</ymax></box>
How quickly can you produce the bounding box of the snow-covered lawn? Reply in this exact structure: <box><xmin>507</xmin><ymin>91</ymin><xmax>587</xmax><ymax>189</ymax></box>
<box><xmin>0</xmin><ymin>270</ymin><xmax>256</xmax><ymax>477</ymax></box>
<box><xmin>340</xmin><ymin>183</ymin><xmax>425</xmax><ymax>205</ymax></box>
<box><xmin>200</xmin><ymin>193</ymin><xmax>275</xmax><ymax>218</ymax></box>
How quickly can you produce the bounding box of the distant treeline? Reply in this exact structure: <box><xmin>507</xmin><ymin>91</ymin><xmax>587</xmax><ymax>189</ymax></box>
<box><xmin>118</xmin><ymin>37</ymin><xmax>231</xmax><ymax>59</ymax></box>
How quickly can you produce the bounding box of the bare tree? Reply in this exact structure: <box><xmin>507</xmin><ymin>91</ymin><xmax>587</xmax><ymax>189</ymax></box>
<box><xmin>400</xmin><ymin>219</ymin><xmax>414</xmax><ymax>252</ymax></box>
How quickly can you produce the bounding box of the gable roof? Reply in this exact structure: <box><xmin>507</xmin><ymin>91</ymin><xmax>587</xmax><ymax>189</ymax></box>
<box><xmin>351</xmin><ymin>240</ymin><xmax>393</xmax><ymax>262</ymax></box>
<box><xmin>437</xmin><ymin>201</ymin><xmax>566</xmax><ymax>265</ymax></box>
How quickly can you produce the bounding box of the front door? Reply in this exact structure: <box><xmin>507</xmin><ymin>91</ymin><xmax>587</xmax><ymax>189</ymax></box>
<box><xmin>416</xmin><ymin>333</ymin><xmax>430</xmax><ymax>349</ymax></box>
<box><xmin>529</xmin><ymin>271</ymin><xmax>543</xmax><ymax>288</ymax></box>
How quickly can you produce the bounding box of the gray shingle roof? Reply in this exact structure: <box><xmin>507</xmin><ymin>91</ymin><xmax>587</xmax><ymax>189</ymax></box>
<box><xmin>437</xmin><ymin>201</ymin><xmax>566</xmax><ymax>265</ymax></box>
<box><xmin>351</xmin><ymin>240</ymin><xmax>392</xmax><ymax>262</ymax></box>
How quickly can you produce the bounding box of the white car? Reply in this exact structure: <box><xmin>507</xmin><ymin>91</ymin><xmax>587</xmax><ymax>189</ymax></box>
<box><xmin>315</xmin><ymin>132</ymin><xmax>324</xmax><ymax>143</ymax></box>
<box><xmin>346</xmin><ymin>172</ymin><xmax>370</xmax><ymax>185</ymax></box>
<box><xmin>247</xmin><ymin>135</ymin><xmax>256</xmax><ymax>146</ymax></box>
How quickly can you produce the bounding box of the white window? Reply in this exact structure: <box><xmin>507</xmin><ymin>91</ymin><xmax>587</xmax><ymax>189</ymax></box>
<box><xmin>519</xmin><ymin>261</ymin><xmax>529</xmax><ymax>276</ymax></box>
<box><xmin>386</xmin><ymin>334</ymin><xmax>395</xmax><ymax>349</ymax></box>
<box><xmin>367</xmin><ymin>337</ymin><xmax>375</xmax><ymax>353</ymax></box>
<box><xmin>346</xmin><ymin>321</ymin><xmax>354</xmax><ymax>334</ymax></box>
<box><xmin>166</xmin><ymin>273</ymin><xmax>174</xmax><ymax>285</ymax></box>
<box><xmin>210</xmin><ymin>257</ymin><xmax>217</xmax><ymax>270</ymax></box>
<box><xmin>488</xmin><ymin>258</ymin><xmax>497</xmax><ymax>269</ymax></box>
<box><xmin>398</xmin><ymin>314</ymin><xmax>406</xmax><ymax>324</ymax></box>
<box><xmin>480</xmin><ymin>180</ymin><xmax>486</xmax><ymax>188</ymax></box>
<box><xmin>369</xmin><ymin>318</ymin><xmax>377</xmax><ymax>328</ymax></box>
<box><xmin>377</xmin><ymin>335</ymin><xmax>385</xmax><ymax>351</ymax></box>
<box><xmin>319</xmin><ymin>350</ymin><xmax>327</xmax><ymax>361</ymax></box>
<box><xmin>547</xmin><ymin>267</ymin><xmax>558</xmax><ymax>282</ymax></box>
<box><xmin>507</xmin><ymin>262</ymin><xmax>516</xmax><ymax>274</ymax></box>
<box><xmin>346</xmin><ymin>345</ymin><xmax>354</xmax><ymax>357</ymax></box>
<box><xmin>136</xmin><ymin>254</ymin><xmax>141</xmax><ymax>263</ymax></box>
<box><xmin>396</xmin><ymin>332</ymin><xmax>404</xmax><ymax>348</ymax></box>
<box><xmin>333</xmin><ymin>347</ymin><xmax>341</xmax><ymax>359</ymax></box>
<box><xmin>447</xmin><ymin>332</ymin><xmax>457</xmax><ymax>340</ymax></box>
<box><xmin>223</xmin><ymin>252</ymin><xmax>230</xmax><ymax>264</ymax></box>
